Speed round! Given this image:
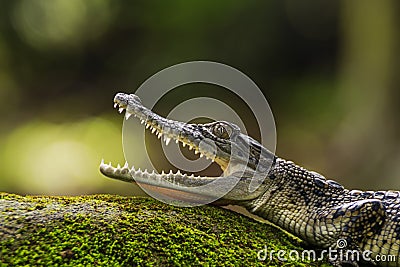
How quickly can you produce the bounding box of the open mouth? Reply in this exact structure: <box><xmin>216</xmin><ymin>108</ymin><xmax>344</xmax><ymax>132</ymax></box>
<box><xmin>100</xmin><ymin>93</ymin><xmax>225</xmax><ymax>183</ymax></box>
<box><xmin>99</xmin><ymin>93</ymin><xmax>270</xmax><ymax>203</ymax></box>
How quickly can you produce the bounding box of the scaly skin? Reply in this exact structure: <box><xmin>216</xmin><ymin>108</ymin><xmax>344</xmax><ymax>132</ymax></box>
<box><xmin>100</xmin><ymin>93</ymin><xmax>400</xmax><ymax>266</ymax></box>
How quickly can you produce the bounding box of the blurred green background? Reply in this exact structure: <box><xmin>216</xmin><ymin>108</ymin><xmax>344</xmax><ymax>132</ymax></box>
<box><xmin>0</xmin><ymin>0</ymin><xmax>399</xmax><ymax>196</ymax></box>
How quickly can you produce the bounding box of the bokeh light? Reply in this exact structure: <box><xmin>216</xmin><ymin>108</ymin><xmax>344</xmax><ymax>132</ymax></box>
<box><xmin>0</xmin><ymin>117</ymin><xmax>144</xmax><ymax>195</ymax></box>
<box><xmin>12</xmin><ymin>0</ymin><xmax>114</xmax><ymax>50</ymax></box>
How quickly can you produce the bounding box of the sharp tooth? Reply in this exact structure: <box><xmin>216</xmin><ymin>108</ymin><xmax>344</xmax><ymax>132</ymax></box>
<box><xmin>182</xmin><ymin>143</ymin><xmax>186</xmax><ymax>147</ymax></box>
<box><xmin>117</xmin><ymin>164</ymin><xmax>121</xmax><ymax>169</ymax></box>
<box><xmin>114</xmin><ymin>103</ymin><xmax>118</xmax><ymax>108</ymax></box>
<box><xmin>211</xmin><ymin>159</ymin><xmax>215</xmax><ymax>162</ymax></box>
<box><xmin>125</xmin><ymin>112</ymin><xmax>132</xmax><ymax>120</ymax></box>
<box><xmin>194</xmin><ymin>150</ymin><xmax>199</xmax><ymax>154</ymax></box>
<box><xmin>140</xmin><ymin>119</ymin><xmax>145</xmax><ymax>124</ymax></box>
<box><xmin>118</xmin><ymin>108</ymin><xmax>124</xmax><ymax>113</ymax></box>
<box><xmin>124</xmin><ymin>162</ymin><xmax>129</xmax><ymax>168</ymax></box>
<box><xmin>157</xmin><ymin>132</ymin><xmax>162</xmax><ymax>139</ymax></box>
<box><xmin>199</xmin><ymin>154</ymin><xmax>203</xmax><ymax>158</ymax></box>
<box><xmin>175</xmin><ymin>139</ymin><xmax>179</xmax><ymax>144</ymax></box>
<box><xmin>169</xmin><ymin>170</ymin><xmax>173</xmax><ymax>174</ymax></box>
<box><xmin>161</xmin><ymin>170</ymin><xmax>165</xmax><ymax>175</ymax></box>
<box><xmin>165</xmin><ymin>137</ymin><xmax>171</xmax><ymax>145</ymax></box>
<box><xmin>144</xmin><ymin>169</ymin><xmax>148</xmax><ymax>173</ymax></box>
<box><xmin>101</xmin><ymin>159</ymin><xmax>105</xmax><ymax>165</ymax></box>
<box><xmin>189</xmin><ymin>145</ymin><xmax>193</xmax><ymax>150</ymax></box>
<box><xmin>109</xmin><ymin>162</ymin><xmax>112</xmax><ymax>166</ymax></box>
<box><xmin>151</xmin><ymin>128</ymin><xmax>157</xmax><ymax>134</ymax></box>
<box><xmin>145</xmin><ymin>124</ymin><xmax>150</xmax><ymax>129</ymax></box>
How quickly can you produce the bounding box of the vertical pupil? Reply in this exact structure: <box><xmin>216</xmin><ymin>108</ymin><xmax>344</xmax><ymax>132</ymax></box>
<box><xmin>214</xmin><ymin>125</ymin><xmax>228</xmax><ymax>138</ymax></box>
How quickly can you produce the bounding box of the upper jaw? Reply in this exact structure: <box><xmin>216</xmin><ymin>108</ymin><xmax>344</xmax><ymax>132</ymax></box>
<box><xmin>113</xmin><ymin>93</ymin><xmax>226</xmax><ymax>166</ymax></box>
<box><xmin>112</xmin><ymin>93</ymin><xmax>269</xmax><ymax>177</ymax></box>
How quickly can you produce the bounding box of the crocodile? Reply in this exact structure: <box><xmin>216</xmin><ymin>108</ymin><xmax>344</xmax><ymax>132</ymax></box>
<box><xmin>100</xmin><ymin>92</ymin><xmax>400</xmax><ymax>267</ymax></box>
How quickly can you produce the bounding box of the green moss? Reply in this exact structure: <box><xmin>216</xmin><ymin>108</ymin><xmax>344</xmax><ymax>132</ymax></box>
<box><xmin>0</xmin><ymin>193</ymin><xmax>330</xmax><ymax>266</ymax></box>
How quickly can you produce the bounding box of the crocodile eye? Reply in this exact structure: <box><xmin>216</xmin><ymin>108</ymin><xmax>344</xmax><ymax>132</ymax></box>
<box><xmin>213</xmin><ymin>124</ymin><xmax>230</xmax><ymax>139</ymax></box>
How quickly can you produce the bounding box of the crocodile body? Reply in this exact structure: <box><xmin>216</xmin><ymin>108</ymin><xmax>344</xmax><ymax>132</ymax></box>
<box><xmin>100</xmin><ymin>93</ymin><xmax>400</xmax><ymax>266</ymax></box>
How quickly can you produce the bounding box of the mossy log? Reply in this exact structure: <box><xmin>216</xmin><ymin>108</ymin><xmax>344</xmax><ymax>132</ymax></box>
<box><xmin>0</xmin><ymin>193</ymin><xmax>329</xmax><ymax>266</ymax></box>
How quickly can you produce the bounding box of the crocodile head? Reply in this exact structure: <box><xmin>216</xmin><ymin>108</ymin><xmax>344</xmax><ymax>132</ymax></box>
<box><xmin>100</xmin><ymin>93</ymin><xmax>276</xmax><ymax>203</ymax></box>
